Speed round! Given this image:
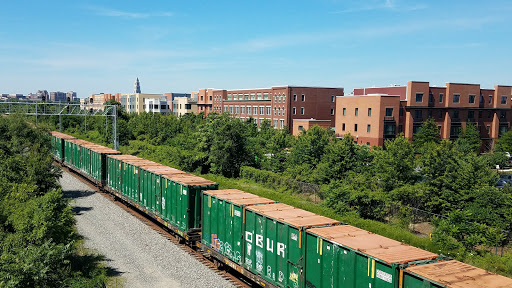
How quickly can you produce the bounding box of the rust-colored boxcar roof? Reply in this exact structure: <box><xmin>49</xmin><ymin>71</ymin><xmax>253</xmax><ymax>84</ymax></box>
<box><xmin>50</xmin><ymin>131</ymin><xmax>76</xmax><ymax>140</ymax></box>
<box><xmin>108</xmin><ymin>154</ymin><xmax>142</xmax><ymax>161</ymax></box>
<box><xmin>405</xmin><ymin>260</ymin><xmax>512</xmax><ymax>288</ymax></box>
<box><xmin>204</xmin><ymin>189</ymin><xmax>275</xmax><ymax>206</ymax></box>
<box><xmin>246</xmin><ymin>203</ymin><xmax>339</xmax><ymax>228</ymax></box>
<box><xmin>163</xmin><ymin>173</ymin><xmax>216</xmax><ymax>186</ymax></box>
<box><xmin>307</xmin><ymin>225</ymin><xmax>438</xmax><ymax>264</ymax></box>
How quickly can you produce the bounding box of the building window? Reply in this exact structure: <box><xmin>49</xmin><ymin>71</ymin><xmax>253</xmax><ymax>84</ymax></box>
<box><xmin>227</xmin><ymin>94</ymin><xmax>232</xmax><ymax>100</ymax></box>
<box><xmin>367</xmin><ymin>124</ymin><xmax>371</xmax><ymax>133</ymax></box>
<box><xmin>280</xmin><ymin>120</ymin><xmax>284</xmax><ymax>129</ymax></box>
<box><xmin>331</xmin><ymin>95</ymin><xmax>335</xmax><ymax>102</ymax></box>
<box><xmin>301</xmin><ymin>107</ymin><xmax>305</xmax><ymax>115</ymax></box>
<box><xmin>245</xmin><ymin>94</ymin><xmax>249</xmax><ymax>100</ymax></box>
<box><xmin>229</xmin><ymin>106</ymin><xmax>233</xmax><ymax>114</ymax></box>
<box><xmin>385</xmin><ymin>107</ymin><xmax>393</xmax><ymax>117</ymax></box>
<box><xmin>478</xmin><ymin>110</ymin><xmax>482</xmax><ymax>118</ymax></box>
<box><xmin>438</xmin><ymin>110</ymin><xmax>444</xmax><ymax>118</ymax></box>
<box><xmin>257</xmin><ymin>93</ymin><xmax>262</xmax><ymax>100</ymax></box>
<box><xmin>355</xmin><ymin>108</ymin><xmax>359</xmax><ymax>116</ymax></box>
<box><xmin>224</xmin><ymin>105</ymin><xmax>228</xmax><ymax>112</ymax></box>
<box><xmin>439</xmin><ymin>93</ymin><xmax>444</xmax><ymax>103</ymax></box>
<box><xmin>209</xmin><ymin>96</ymin><xmax>212</xmax><ymax>101</ymax></box>
<box><xmin>259</xmin><ymin>106</ymin><xmax>264</xmax><ymax>115</ymax></box>
<box><xmin>241</xmin><ymin>106</ymin><xmax>245</xmax><ymax>114</ymax></box>
<box><xmin>354</xmin><ymin>124</ymin><xmax>358</xmax><ymax>132</ymax></box>
<box><xmin>416</xmin><ymin>93</ymin><xmax>423</xmax><ymax>103</ymax></box>
<box><xmin>253</xmin><ymin>107</ymin><xmax>258</xmax><ymax>115</ymax></box>
<box><xmin>501</xmin><ymin>110</ymin><xmax>507</xmax><ymax>119</ymax></box>
<box><xmin>250</xmin><ymin>93</ymin><xmax>256</xmax><ymax>100</ymax></box>
<box><xmin>469</xmin><ymin>94</ymin><xmax>475</xmax><ymax>104</ymax></box>
<box><xmin>201</xmin><ymin>96</ymin><xmax>204</xmax><ymax>101</ymax></box>
<box><xmin>398</xmin><ymin>125</ymin><xmax>403</xmax><ymax>133</ymax></box>
<box><xmin>453</xmin><ymin>94</ymin><xmax>460</xmax><ymax>103</ymax></box>
<box><xmin>488</xmin><ymin>110</ymin><xmax>492</xmax><ymax>118</ymax></box>
<box><xmin>414</xmin><ymin>110</ymin><xmax>422</xmax><ymax>119</ymax></box>
<box><xmin>263</xmin><ymin>93</ymin><xmax>269</xmax><ymax>100</ymax></box>
<box><xmin>330</xmin><ymin>108</ymin><xmax>334</xmax><ymax>115</ymax></box>
<box><xmin>292</xmin><ymin>107</ymin><xmax>296</xmax><ymax>115</ymax></box>
<box><xmin>502</xmin><ymin>96</ymin><xmax>507</xmax><ymax>104</ymax></box>
<box><xmin>266</xmin><ymin>106</ymin><xmax>271</xmax><ymax>115</ymax></box>
<box><xmin>427</xmin><ymin>110</ymin><xmax>432</xmax><ymax>118</ymax></box>
<box><xmin>274</xmin><ymin>120</ymin><xmax>278</xmax><ymax>128</ymax></box>
<box><xmin>298</xmin><ymin>125</ymin><xmax>304</xmax><ymax>131</ymax></box>
<box><xmin>468</xmin><ymin>110</ymin><xmax>474</xmax><ymax>120</ymax></box>
<box><xmin>399</xmin><ymin>107</ymin><xmax>404</xmax><ymax>117</ymax></box>
<box><xmin>301</xmin><ymin>94</ymin><xmax>305</xmax><ymax>101</ymax></box>
<box><xmin>293</xmin><ymin>94</ymin><xmax>297</xmax><ymax>101</ymax></box>
<box><xmin>486</xmin><ymin>125</ymin><xmax>490</xmax><ymax>134</ymax></box>
<box><xmin>235</xmin><ymin>106</ymin><xmax>239</xmax><ymax>114</ymax></box>
<box><xmin>343</xmin><ymin>108</ymin><xmax>346</xmax><ymax>116</ymax></box>
<box><xmin>342</xmin><ymin>123</ymin><xmax>345</xmax><ymax>131</ymax></box>
<box><xmin>489</xmin><ymin>95</ymin><xmax>492</xmax><ymax>104</ymax></box>
<box><xmin>453</xmin><ymin>110</ymin><xmax>459</xmax><ymax>119</ymax></box>
<box><xmin>368</xmin><ymin>108</ymin><xmax>372</xmax><ymax>116</ymax></box>
<box><xmin>429</xmin><ymin>93</ymin><xmax>434</xmax><ymax>103</ymax></box>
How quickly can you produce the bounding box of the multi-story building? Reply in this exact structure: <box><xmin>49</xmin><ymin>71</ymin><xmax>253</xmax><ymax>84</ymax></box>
<box><xmin>50</xmin><ymin>91</ymin><xmax>67</xmax><ymax>102</ymax></box>
<box><xmin>173</xmin><ymin>97</ymin><xmax>197</xmax><ymax>117</ymax></box>
<box><xmin>211</xmin><ymin>86</ymin><xmax>343</xmax><ymax>135</ymax></box>
<box><xmin>143</xmin><ymin>96</ymin><xmax>171</xmax><ymax>114</ymax></box>
<box><xmin>336</xmin><ymin>81</ymin><xmax>512</xmax><ymax>150</ymax></box>
<box><xmin>194</xmin><ymin>89</ymin><xmax>214</xmax><ymax>115</ymax></box>
<box><xmin>163</xmin><ymin>92</ymin><xmax>191</xmax><ymax>113</ymax></box>
<box><xmin>119</xmin><ymin>93</ymin><xmax>166</xmax><ymax>114</ymax></box>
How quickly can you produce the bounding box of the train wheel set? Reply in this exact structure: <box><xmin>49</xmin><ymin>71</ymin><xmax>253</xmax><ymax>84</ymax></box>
<box><xmin>50</xmin><ymin>131</ymin><xmax>512</xmax><ymax>288</ymax></box>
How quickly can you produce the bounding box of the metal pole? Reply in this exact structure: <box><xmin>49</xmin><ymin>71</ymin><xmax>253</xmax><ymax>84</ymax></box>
<box><xmin>112</xmin><ymin>105</ymin><xmax>118</xmax><ymax>150</ymax></box>
<box><xmin>35</xmin><ymin>102</ymin><xmax>38</xmax><ymax>125</ymax></box>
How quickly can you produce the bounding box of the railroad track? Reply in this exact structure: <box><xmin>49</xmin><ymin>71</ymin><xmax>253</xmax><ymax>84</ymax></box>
<box><xmin>59</xmin><ymin>163</ymin><xmax>254</xmax><ymax>288</ymax></box>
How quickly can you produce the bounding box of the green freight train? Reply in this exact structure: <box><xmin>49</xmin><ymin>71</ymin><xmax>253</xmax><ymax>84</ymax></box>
<box><xmin>50</xmin><ymin>131</ymin><xmax>512</xmax><ymax>288</ymax></box>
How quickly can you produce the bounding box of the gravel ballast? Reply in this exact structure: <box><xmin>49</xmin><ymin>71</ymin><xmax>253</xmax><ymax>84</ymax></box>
<box><xmin>60</xmin><ymin>170</ymin><xmax>235</xmax><ymax>288</ymax></box>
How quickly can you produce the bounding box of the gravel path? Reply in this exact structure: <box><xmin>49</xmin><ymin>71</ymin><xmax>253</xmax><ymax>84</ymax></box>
<box><xmin>60</xmin><ymin>170</ymin><xmax>235</xmax><ymax>288</ymax></box>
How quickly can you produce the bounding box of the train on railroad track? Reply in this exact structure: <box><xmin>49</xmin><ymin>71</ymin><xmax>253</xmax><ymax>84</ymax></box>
<box><xmin>50</xmin><ymin>131</ymin><xmax>512</xmax><ymax>288</ymax></box>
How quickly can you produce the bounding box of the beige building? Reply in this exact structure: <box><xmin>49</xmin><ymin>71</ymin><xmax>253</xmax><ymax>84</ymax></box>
<box><xmin>173</xmin><ymin>97</ymin><xmax>197</xmax><ymax>117</ymax></box>
<box><xmin>119</xmin><ymin>93</ymin><xmax>166</xmax><ymax>114</ymax></box>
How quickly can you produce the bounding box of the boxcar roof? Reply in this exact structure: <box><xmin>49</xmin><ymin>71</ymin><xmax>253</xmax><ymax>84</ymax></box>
<box><xmin>164</xmin><ymin>174</ymin><xmax>216</xmax><ymax>186</ymax></box>
<box><xmin>246</xmin><ymin>203</ymin><xmax>339</xmax><ymax>228</ymax></box>
<box><xmin>405</xmin><ymin>260</ymin><xmax>512</xmax><ymax>288</ymax></box>
<box><xmin>204</xmin><ymin>189</ymin><xmax>275</xmax><ymax>206</ymax></box>
<box><xmin>50</xmin><ymin>131</ymin><xmax>76</xmax><ymax>140</ymax></box>
<box><xmin>307</xmin><ymin>225</ymin><xmax>438</xmax><ymax>264</ymax></box>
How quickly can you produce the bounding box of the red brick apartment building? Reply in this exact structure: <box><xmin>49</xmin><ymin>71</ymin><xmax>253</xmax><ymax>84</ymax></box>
<box><xmin>210</xmin><ymin>86</ymin><xmax>343</xmax><ymax>135</ymax></box>
<box><xmin>336</xmin><ymin>81</ymin><xmax>512</xmax><ymax>150</ymax></box>
<box><xmin>195</xmin><ymin>89</ymin><xmax>214</xmax><ymax>115</ymax></box>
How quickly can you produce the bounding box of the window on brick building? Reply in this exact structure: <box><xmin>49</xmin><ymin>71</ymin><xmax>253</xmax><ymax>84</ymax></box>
<box><xmin>501</xmin><ymin>110</ymin><xmax>507</xmax><ymax>119</ymax></box>
<box><xmin>343</xmin><ymin>108</ymin><xmax>346</xmax><ymax>116</ymax></box>
<box><xmin>453</xmin><ymin>94</ymin><xmax>460</xmax><ymax>103</ymax></box>
<box><xmin>468</xmin><ymin>110</ymin><xmax>474</xmax><ymax>120</ymax></box>
<box><xmin>301</xmin><ymin>107</ymin><xmax>305</xmax><ymax>115</ymax></box>
<box><xmin>253</xmin><ymin>106</ymin><xmax>258</xmax><ymax>115</ymax></box>
<box><xmin>429</xmin><ymin>93</ymin><xmax>434</xmax><ymax>103</ymax></box>
<box><xmin>293</xmin><ymin>94</ymin><xmax>297</xmax><ymax>101</ymax></box>
<box><xmin>427</xmin><ymin>110</ymin><xmax>432</xmax><ymax>118</ymax></box>
<box><xmin>416</xmin><ymin>93</ymin><xmax>423</xmax><ymax>103</ymax></box>
<box><xmin>502</xmin><ymin>96</ymin><xmax>507</xmax><ymax>104</ymax></box>
<box><xmin>469</xmin><ymin>95</ymin><xmax>475</xmax><ymax>104</ymax></box>
<box><xmin>293</xmin><ymin>107</ymin><xmax>296</xmax><ymax>115</ymax></box>
<box><xmin>259</xmin><ymin>106</ymin><xmax>264</xmax><ymax>115</ymax></box>
<box><xmin>301</xmin><ymin>94</ymin><xmax>305</xmax><ymax>101</ymax></box>
<box><xmin>486</xmin><ymin>125</ymin><xmax>490</xmax><ymax>134</ymax></box>
<box><xmin>227</xmin><ymin>94</ymin><xmax>232</xmax><ymax>100</ymax></box>
<box><xmin>354</xmin><ymin>124</ymin><xmax>358</xmax><ymax>132</ymax></box>
<box><xmin>414</xmin><ymin>110</ymin><xmax>422</xmax><ymax>119</ymax></box>
<box><xmin>266</xmin><ymin>106</ymin><xmax>271</xmax><ymax>115</ymax></box>
<box><xmin>439</xmin><ymin>93</ymin><xmax>444</xmax><ymax>103</ymax></box>
<box><xmin>489</xmin><ymin>95</ymin><xmax>493</xmax><ymax>104</ymax></box>
<box><xmin>399</xmin><ymin>107</ymin><xmax>404</xmax><ymax>117</ymax></box>
<box><xmin>488</xmin><ymin>110</ymin><xmax>492</xmax><ymax>118</ymax></box>
<box><xmin>453</xmin><ymin>110</ymin><xmax>459</xmax><ymax>119</ymax></box>
<box><xmin>385</xmin><ymin>107</ymin><xmax>393</xmax><ymax>117</ymax></box>
<box><xmin>342</xmin><ymin>123</ymin><xmax>345</xmax><ymax>131</ymax></box>
<box><xmin>478</xmin><ymin>110</ymin><xmax>482</xmax><ymax>118</ymax></box>
<box><xmin>330</xmin><ymin>108</ymin><xmax>334</xmax><ymax>115</ymax></box>
<box><xmin>368</xmin><ymin>108</ymin><xmax>372</xmax><ymax>116</ymax></box>
<box><xmin>355</xmin><ymin>108</ymin><xmax>359</xmax><ymax>116</ymax></box>
<box><xmin>367</xmin><ymin>124</ymin><xmax>371</xmax><ymax>133</ymax></box>
<box><xmin>331</xmin><ymin>95</ymin><xmax>335</xmax><ymax>102</ymax></box>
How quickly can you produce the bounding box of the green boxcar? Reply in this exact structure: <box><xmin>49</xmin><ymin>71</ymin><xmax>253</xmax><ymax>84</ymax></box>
<box><xmin>49</xmin><ymin>131</ymin><xmax>76</xmax><ymax>161</ymax></box>
<box><xmin>404</xmin><ymin>260</ymin><xmax>512</xmax><ymax>288</ymax></box>
<box><xmin>305</xmin><ymin>225</ymin><xmax>438</xmax><ymax>288</ymax></box>
<box><xmin>202</xmin><ymin>189</ymin><xmax>275</xmax><ymax>265</ymax></box>
<box><xmin>161</xmin><ymin>174</ymin><xmax>218</xmax><ymax>234</ymax></box>
<box><xmin>243</xmin><ymin>203</ymin><xmax>339</xmax><ymax>288</ymax></box>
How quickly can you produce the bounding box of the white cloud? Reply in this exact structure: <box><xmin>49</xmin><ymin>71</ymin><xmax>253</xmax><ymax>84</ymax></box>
<box><xmin>86</xmin><ymin>6</ymin><xmax>173</xmax><ymax>19</ymax></box>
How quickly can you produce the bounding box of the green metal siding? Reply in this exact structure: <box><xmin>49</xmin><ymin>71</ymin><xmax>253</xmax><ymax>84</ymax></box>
<box><xmin>403</xmin><ymin>274</ymin><xmax>443</xmax><ymax>288</ymax></box>
<box><xmin>140</xmin><ymin>168</ymin><xmax>161</xmax><ymax>214</ymax></box>
<box><xmin>243</xmin><ymin>210</ymin><xmax>303</xmax><ymax>288</ymax></box>
<box><xmin>201</xmin><ymin>194</ymin><xmax>244</xmax><ymax>264</ymax></box>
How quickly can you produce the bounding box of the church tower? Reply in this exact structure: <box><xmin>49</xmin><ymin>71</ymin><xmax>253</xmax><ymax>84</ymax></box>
<box><xmin>134</xmin><ymin>77</ymin><xmax>141</xmax><ymax>94</ymax></box>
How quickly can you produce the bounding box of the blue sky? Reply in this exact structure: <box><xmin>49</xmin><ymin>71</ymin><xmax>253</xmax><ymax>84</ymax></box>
<box><xmin>0</xmin><ymin>0</ymin><xmax>510</xmax><ymax>97</ymax></box>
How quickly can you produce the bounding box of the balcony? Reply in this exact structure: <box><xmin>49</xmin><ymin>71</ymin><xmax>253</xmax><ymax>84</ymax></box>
<box><xmin>383</xmin><ymin>116</ymin><xmax>395</xmax><ymax>121</ymax></box>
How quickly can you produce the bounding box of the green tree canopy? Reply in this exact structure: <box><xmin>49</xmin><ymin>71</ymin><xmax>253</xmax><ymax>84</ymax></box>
<box><xmin>413</xmin><ymin>118</ymin><xmax>440</xmax><ymax>151</ymax></box>
<box><xmin>455</xmin><ymin>123</ymin><xmax>481</xmax><ymax>154</ymax></box>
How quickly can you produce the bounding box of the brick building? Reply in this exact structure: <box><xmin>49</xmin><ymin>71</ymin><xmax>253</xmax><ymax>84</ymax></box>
<box><xmin>194</xmin><ymin>89</ymin><xmax>214</xmax><ymax>115</ymax></box>
<box><xmin>212</xmin><ymin>86</ymin><xmax>343</xmax><ymax>135</ymax></box>
<box><xmin>336</xmin><ymin>81</ymin><xmax>512</xmax><ymax>150</ymax></box>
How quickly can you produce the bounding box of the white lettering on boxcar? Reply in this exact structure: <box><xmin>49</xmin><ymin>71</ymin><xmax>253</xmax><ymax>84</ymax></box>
<box><xmin>376</xmin><ymin>269</ymin><xmax>392</xmax><ymax>283</ymax></box>
<box><xmin>256</xmin><ymin>234</ymin><xmax>263</xmax><ymax>248</ymax></box>
<box><xmin>277</xmin><ymin>243</ymin><xmax>286</xmax><ymax>257</ymax></box>
<box><xmin>266</xmin><ymin>238</ymin><xmax>274</xmax><ymax>253</ymax></box>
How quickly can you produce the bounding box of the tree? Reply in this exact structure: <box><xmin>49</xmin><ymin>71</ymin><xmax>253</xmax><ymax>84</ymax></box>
<box><xmin>455</xmin><ymin>123</ymin><xmax>481</xmax><ymax>154</ymax></box>
<box><xmin>495</xmin><ymin>129</ymin><xmax>512</xmax><ymax>153</ymax></box>
<box><xmin>413</xmin><ymin>118</ymin><xmax>440</xmax><ymax>151</ymax></box>
<box><xmin>373</xmin><ymin>135</ymin><xmax>416</xmax><ymax>192</ymax></box>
